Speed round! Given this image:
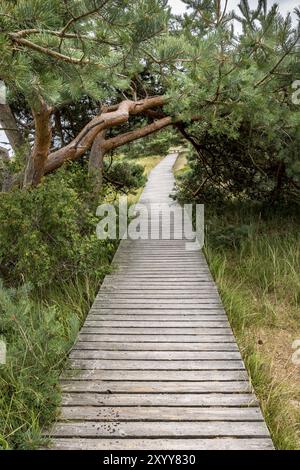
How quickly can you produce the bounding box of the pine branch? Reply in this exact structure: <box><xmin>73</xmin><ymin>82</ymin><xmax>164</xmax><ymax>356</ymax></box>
<box><xmin>44</xmin><ymin>96</ymin><xmax>167</xmax><ymax>174</ymax></box>
<box><xmin>254</xmin><ymin>36</ymin><xmax>300</xmax><ymax>88</ymax></box>
<box><xmin>8</xmin><ymin>33</ymin><xmax>105</xmax><ymax>67</ymax></box>
<box><xmin>11</xmin><ymin>29</ymin><xmax>120</xmax><ymax>47</ymax></box>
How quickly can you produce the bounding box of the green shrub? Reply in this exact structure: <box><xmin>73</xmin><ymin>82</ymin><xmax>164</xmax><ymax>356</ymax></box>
<box><xmin>105</xmin><ymin>160</ymin><xmax>146</xmax><ymax>192</ymax></box>
<box><xmin>0</xmin><ymin>166</ymin><xmax>116</xmax><ymax>288</ymax></box>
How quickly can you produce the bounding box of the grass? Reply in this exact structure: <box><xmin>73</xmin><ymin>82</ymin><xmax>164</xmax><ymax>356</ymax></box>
<box><xmin>172</xmin><ymin>149</ymin><xmax>188</xmax><ymax>174</ymax></box>
<box><xmin>0</xmin><ymin>275</ymin><xmax>103</xmax><ymax>449</ymax></box>
<box><xmin>204</xmin><ymin>204</ymin><xmax>300</xmax><ymax>449</ymax></box>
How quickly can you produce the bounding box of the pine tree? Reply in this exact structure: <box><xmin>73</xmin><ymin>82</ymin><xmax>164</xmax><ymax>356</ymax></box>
<box><xmin>169</xmin><ymin>0</ymin><xmax>300</xmax><ymax>203</ymax></box>
<box><xmin>0</xmin><ymin>0</ymin><xmax>299</xmax><ymax>202</ymax></box>
<box><xmin>0</xmin><ymin>0</ymin><xmax>173</xmax><ymax>187</ymax></box>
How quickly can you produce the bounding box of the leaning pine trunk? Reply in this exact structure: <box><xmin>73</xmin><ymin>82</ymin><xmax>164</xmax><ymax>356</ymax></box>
<box><xmin>88</xmin><ymin>130</ymin><xmax>107</xmax><ymax>193</ymax></box>
<box><xmin>23</xmin><ymin>99</ymin><xmax>52</xmax><ymax>188</ymax></box>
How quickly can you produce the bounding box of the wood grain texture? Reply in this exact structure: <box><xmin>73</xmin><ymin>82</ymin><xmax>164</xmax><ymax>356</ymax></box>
<box><xmin>48</xmin><ymin>153</ymin><xmax>274</xmax><ymax>450</ymax></box>
<box><xmin>59</xmin><ymin>406</ymin><xmax>263</xmax><ymax>421</ymax></box>
<box><xmin>50</xmin><ymin>438</ymin><xmax>274</xmax><ymax>450</ymax></box>
<box><xmin>50</xmin><ymin>421</ymin><xmax>270</xmax><ymax>438</ymax></box>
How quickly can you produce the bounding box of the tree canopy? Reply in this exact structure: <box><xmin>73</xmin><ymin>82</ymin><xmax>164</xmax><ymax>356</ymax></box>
<box><xmin>0</xmin><ymin>0</ymin><xmax>299</xmax><ymax>202</ymax></box>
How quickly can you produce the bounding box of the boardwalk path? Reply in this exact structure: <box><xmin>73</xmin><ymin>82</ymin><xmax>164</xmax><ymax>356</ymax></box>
<box><xmin>49</xmin><ymin>153</ymin><xmax>274</xmax><ymax>450</ymax></box>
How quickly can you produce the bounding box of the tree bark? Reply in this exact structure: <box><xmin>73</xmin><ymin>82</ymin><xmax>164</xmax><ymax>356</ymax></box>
<box><xmin>103</xmin><ymin>116</ymin><xmax>172</xmax><ymax>152</ymax></box>
<box><xmin>88</xmin><ymin>117</ymin><xmax>172</xmax><ymax>193</ymax></box>
<box><xmin>0</xmin><ymin>103</ymin><xmax>25</xmax><ymax>152</ymax></box>
<box><xmin>23</xmin><ymin>97</ymin><xmax>52</xmax><ymax>187</ymax></box>
<box><xmin>88</xmin><ymin>130</ymin><xmax>106</xmax><ymax>193</ymax></box>
<box><xmin>5</xmin><ymin>96</ymin><xmax>170</xmax><ymax>189</ymax></box>
<box><xmin>44</xmin><ymin>96</ymin><xmax>166</xmax><ymax>174</ymax></box>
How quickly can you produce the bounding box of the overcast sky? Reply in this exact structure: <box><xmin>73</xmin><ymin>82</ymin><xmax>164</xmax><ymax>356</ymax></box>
<box><xmin>170</xmin><ymin>0</ymin><xmax>299</xmax><ymax>18</ymax></box>
<box><xmin>1</xmin><ymin>0</ymin><xmax>299</xmax><ymax>149</ymax></box>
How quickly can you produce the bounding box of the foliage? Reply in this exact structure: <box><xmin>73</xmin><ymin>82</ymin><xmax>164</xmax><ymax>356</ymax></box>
<box><xmin>2</xmin><ymin>0</ymin><xmax>299</xmax><ymax>203</ymax></box>
<box><xmin>121</xmin><ymin>128</ymin><xmax>180</xmax><ymax>159</ymax></box>
<box><xmin>205</xmin><ymin>202</ymin><xmax>300</xmax><ymax>449</ymax></box>
<box><xmin>0</xmin><ymin>278</ymin><xmax>97</xmax><ymax>449</ymax></box>
<box><xmin>0</xmin><ymin>0</ymin><xmax>170</xmax><ymax>106</ymax></box>
<box><xmin>0</xmin><ymin>165</ymin><xmax>116</xmax><ymax>288</ymax></box>
<box><xmin>105</xmin><ymin>159</ymin><xmax>146</xmax><ymax>192</ymax></box>
<box><xmin>167</xmin><ymin>0</ymin><xmax>300</xmax><ymax>204</ymax></box>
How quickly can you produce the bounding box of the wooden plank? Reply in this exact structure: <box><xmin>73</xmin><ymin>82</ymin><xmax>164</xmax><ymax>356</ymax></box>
<box><xmin>78</xmin><ymin>334</ymin><xmax>235</xmax><ymax>342</ymax></box>
<box><xmin>114</xmin><ymin>262</ymin><xmax>210</xmax><ymax>266</ymax></box>
<box><xmin>96</xmin><ymin>293</ymin><xmax>220</xmax><ymax>299</ymax></box>
<box><xmin>69</xmin><ymin>351</ymin><xmax>241</xmax><ymax>360</ymax></box>
<box><xmin>84</xmin><ymin>321</ymin><xmax>229</xmax><ymax>328</ymax></box>
<box><xmin>89</xmin><ymin>309</ymin><xmax>226</xmax><ymax>315</ymax></box>
<box><xmin>70</xmin><ymin>359</ymin><xmax>245</xmax><ymax>370</ymax></box>
<box><xmin>62</xmin><ymin>370</ymin><xmax>248</xmax><ymax>381</ymax></box>
<box><xmin>105</xmin><ymin>277</ymin><xmax>213</xmax><ymax>281</ymax></box>
<box><xmin>94</xmin><ymin>308</ymin><xmax>223</xmax><ymax>316</ymax></box>
<box><xmin>61</xmin><ymin>393</ymin><xmax>258</xmax><ymax>407</ymax></box>
<box><xmin>73</xmin><ymin>342</ymin><xmax>238</xmax><ymax>351</ymax></box>
<box><xmin>88</xmin><ymin>314</ymin><xmax>227</xmax><ymax>320</ymax></box>
<box><xmin>60</xmin><ymin>380</ymin><xmax>251</xmax><ymax>393</ymax></box>
<box><xmin>49</xmin><ymin>438</ymin><xmax>274</xmax><ymax>450</ymax></box>
<box><xmin>92</xmin><ymin>304</ymin><xmax>223</xmax><ymax>310</ymax></box>
<box><xmin>50</xmin><ymin>421</ymin><xmax>269</xmax><ymax>438</ymax></box>
<box><xmin>101</xmin><ymin>279</ymin><xmax>216</xmax><ymax>292</ymax></box>
<box><xmin>114</xmin><ymin>263</ymin><xmax>207</xmax><ymax>267</ymax></box>
<box><xmin>115</xmin><ymin>269</ymin><xmax>211</xmax><ymax>273</ymax></box>
<box><xmin>59</xmin><ymin>406</ymin><xmax>263</xmax><ymax>421</ymax></box>
<box><xmin>81</xmin><ymin>327</ymin><xmax>232</xmax><ymax>335</ymax></box>
<box><xmin>99</xmin><ymin>288</ymin><xmax>216</xmax><ymax>292</ymax></box>
<box><xmin>100</xmin><ymin>284</ymin><xmax>215</xmax><ymax>289</ymax></box>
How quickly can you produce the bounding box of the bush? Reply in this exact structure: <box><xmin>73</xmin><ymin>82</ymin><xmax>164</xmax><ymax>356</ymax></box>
<box><xmin>105</xmin><ymin>160</ymin><xmax>146</xmax><ymax>192</ymax></box>
<box><xmin>0</xmin><ymin>166</ymin><xmax>116</xmax><ymax>288</ymax></box>
<box><xmin>175</xmin><ymin>120</ymin><xmax>300</xmax><ymax>206</ymax></box>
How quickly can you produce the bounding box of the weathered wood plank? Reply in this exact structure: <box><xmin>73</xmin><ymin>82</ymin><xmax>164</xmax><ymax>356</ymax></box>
<box><xmin>49</xmin><ymin>438</ymin><xmax>274</xmax><ymax>450</ymax></box>
<box><xmin>105</xmin><ymin>277</ymin><xmax>214</xmax><ymax>282</ymax></box>
<box><xmin>70</xmin><ymin>359</ymin><xmax>245</xmax><ymax>370</ymax></box>
<box><xmin>78</xmin><ymin>334</ymin><xmax>235</xmax><ymax>342</ymax></box>
<box><xmin>62</xmin><ymin>370</ymin><xmax>248</xmax><ymax>381</ymax></box>
<box><xmin>92</xmin><ymin>305</ymin><xmax>223</xmax><ymax>310</ymax></box>
<box><xmin>61</xmin><ymin>393</ymin><xmax>258</xmax><ymax>407</ymax></box>
<box><xmin>59</xmin><ymin>406</ymin><xmax>263</xmax><ymax>421</ymax></box>
<box><xmin>88</xmin><ymin>314</ymin><xmax>228</xmax><ymax>320</ymax></box>
<box><xmin>84</xmin><ymin>320</ymin><xmax>229</xmax><ymax>328</ymax></box>
<box><xmin>69</xmin><ymin>350</ymin><xmax>241</xmax><ymax>360</ymax></box>
<box><xmin>102</xmin><ymin>284</ymin><xmax>217</xmax><ymax>289</ymax></box>
<box><xmin>50</xmin><ymin>421</ymin><xmax>269</xmax><ymax>438</ymax></box>
<box><xmin>60</xmin><ymin>380</ymin><xmax>251</xmax><ymax>393</ymax></box>
<box><xmin>98</xmin><ymin>291</ymin><xmax>219</xmax><ymax>296</ymax></box>
<box><xmin>96</xmin><ymin>293</ymin><xmax>220</xmax><ymax>299</ymax></box>
<box><xmin>81</xmin><ymin>327</ymin><xmax>232</xmax><ymax>334</ymax></box>
<box><xmin>89</xmin><ymin>308</ymin><xmax>226</xmax><ymax>314</ymax></box>
<box><xmin>73</xmin><ymin>341</ymin><xmax>238</xmax><ymax>351</ymax></box>
<box><xmin>114</xmin><ymin>269</ymin><xmax>211</xmax><ymax>273</ymax></box>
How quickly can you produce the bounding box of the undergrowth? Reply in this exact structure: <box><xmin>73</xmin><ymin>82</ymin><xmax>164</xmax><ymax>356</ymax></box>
<box><xmin>205</xmin><ymin>203</ymin><xmax>300</xmax><ymax>449</ymax></box>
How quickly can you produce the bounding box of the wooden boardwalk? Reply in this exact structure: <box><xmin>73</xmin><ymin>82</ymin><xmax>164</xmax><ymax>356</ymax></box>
<box><xmin>49</xmin><ymin>153</ymin><xmax>274</xmax><ymax>450</ymax></box>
